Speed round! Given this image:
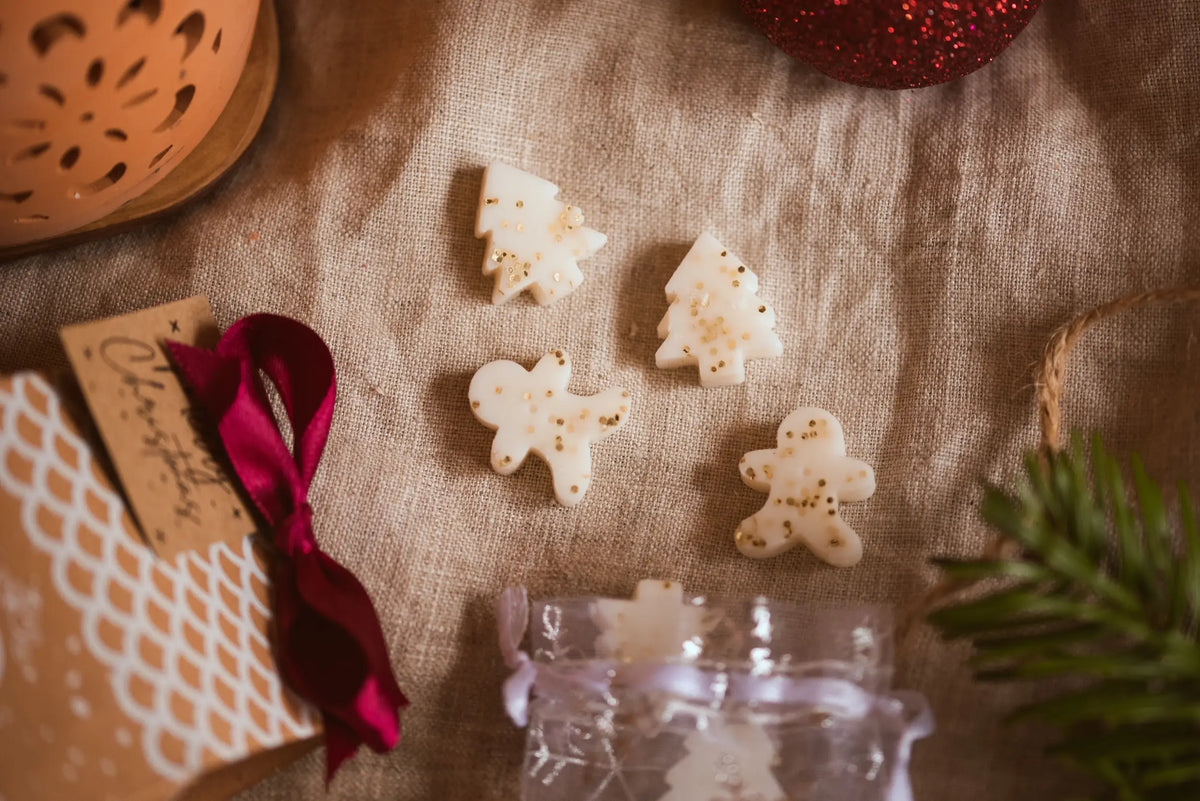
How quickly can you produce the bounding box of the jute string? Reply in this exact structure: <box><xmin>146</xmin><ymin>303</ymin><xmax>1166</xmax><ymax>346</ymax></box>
<box><xmin>896</xmin><ymin>285</ymin><xmax>1200</xmax><ymax>647</ymax></box>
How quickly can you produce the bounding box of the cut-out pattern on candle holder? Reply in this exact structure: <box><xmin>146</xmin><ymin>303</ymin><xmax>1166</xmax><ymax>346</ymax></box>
<box><xmin>0</xmin><ymin>1</ymin><xmax>259</xmax><ymax>246</ymax></box>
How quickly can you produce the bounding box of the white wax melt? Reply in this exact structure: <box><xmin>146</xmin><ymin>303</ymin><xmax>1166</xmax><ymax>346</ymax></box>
<box><xmin>468</xmin><ymin>350</ymin><xmax>630</xmax><ymax>506</ymax></box>
<box><xmin>476</xmin><ymin>162</ymin><xmax>607</xmax><ymax>306</ymax></box>
<box><xmin>592</xmin><ymin>579</ymin><xmax>786</xmax><ymax>801</ymax></box>
<box><xmin>660</xmin><ymin>724</ymin><xmax>786</xmax><ymax>801</ymax></box>
<box><xmin>656</xmin><ymin>233</ymin><xmax>783</xmax><ymax>387</ymax></box>
<box><xmin>591</xmin><ymin>578</ymin><xmax>706</xmax><ymax>662</ymax></box>
<box><xmin>736</xmin><ymin>407</ymin><xmax>875</xmax><ymax>566</ymax></box>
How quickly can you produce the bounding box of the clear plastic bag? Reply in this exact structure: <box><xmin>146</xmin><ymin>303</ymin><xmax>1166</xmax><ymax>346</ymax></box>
<box><xmin>498</xmin><ymin>583</ymin><xmax>932</xmax><ymax>801</ymax></box>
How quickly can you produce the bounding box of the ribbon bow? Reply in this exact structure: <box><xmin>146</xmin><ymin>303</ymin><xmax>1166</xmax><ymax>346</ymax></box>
<box><xmin>168</xmin><ymin>314</ymin><xmax>407</xmax><ymax>782</ymax></box>
<box><xmin>497</xmin><ymin>587</ymin><xmax>932</xmax><ymax>801</ymax></box>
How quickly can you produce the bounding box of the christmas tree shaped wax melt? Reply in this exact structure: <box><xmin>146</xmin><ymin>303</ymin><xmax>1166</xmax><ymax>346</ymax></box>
<box><xmin>476</xmin><ymin>162</ymin><xmax>607</xmax><ymax>306</ymax></box>
<box><xmin>656</xmin><ymin>233</ymin><xmax>783</xmax><ymax>387</ymax></box>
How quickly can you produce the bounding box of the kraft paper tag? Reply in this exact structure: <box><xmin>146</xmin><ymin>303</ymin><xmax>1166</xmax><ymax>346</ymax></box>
<box><xmin>60</xmin><ymin>296</ymin><xmax>254</xmax><ymax>558</ymax></box>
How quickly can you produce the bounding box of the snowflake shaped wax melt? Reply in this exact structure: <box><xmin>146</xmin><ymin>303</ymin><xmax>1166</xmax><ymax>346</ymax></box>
<box><xmin>476</xmin><ymin>162</ymin><xmax>607</xmax><ymax>306</ymax></box>
<box><xmin>656</xmin><ymin>233</ymin><xmax>783</xmax><ymax>387</ymax></box>
<box><xmin>735</xmin><ymin>407</ymin><xmax>875</xmax><ymax>566</ymax></box>
<box><xmin>469</xmin><ymin>350</ymin><xmax>630</xmax><ymax>506</ymax></box>
<box><xmin>591</xmin><ymin>579</ymin><xmax>707</xmax><ymax>662</ymax></box>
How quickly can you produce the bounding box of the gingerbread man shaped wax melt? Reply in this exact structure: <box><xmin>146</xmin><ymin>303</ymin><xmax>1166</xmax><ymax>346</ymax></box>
<box><xmin>735</xmin><ymin>407</ymin><xmax>875</xmax><ymax>566</ymax></box>
<box><xmin>469</xmin><ymin>350</ymin><xmax>630</xmax><ymax>506</ymax></box>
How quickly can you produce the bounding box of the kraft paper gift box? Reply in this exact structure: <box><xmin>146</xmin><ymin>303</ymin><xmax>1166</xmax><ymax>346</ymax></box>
<box><xmin>0</xmin><ymin>369</ymin><xmax>320</xmax><ymax>800</ymax></box>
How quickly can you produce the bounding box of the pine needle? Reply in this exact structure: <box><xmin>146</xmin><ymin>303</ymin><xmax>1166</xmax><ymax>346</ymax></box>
<box><xmin>929</xmin><ymin>436</ymin><xmax>1200</xmax><ymax>801</ymax></box>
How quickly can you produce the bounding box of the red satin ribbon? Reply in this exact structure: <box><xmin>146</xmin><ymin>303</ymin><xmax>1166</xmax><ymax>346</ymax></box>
<box><xmin>167</xmin><ymin>314</ymin><xmax>406</xmax><ymax>782</ymax></box>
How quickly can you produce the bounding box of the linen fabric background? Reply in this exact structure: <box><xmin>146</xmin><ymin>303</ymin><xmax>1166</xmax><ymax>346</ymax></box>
<box><xmin>3</xmin><ymin>1</ymin><xmax>1199</xmax><ymax>798</ymax></box>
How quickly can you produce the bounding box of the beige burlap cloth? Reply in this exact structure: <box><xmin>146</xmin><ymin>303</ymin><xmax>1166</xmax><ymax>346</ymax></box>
<box><xmin>2</xmin><ymin>2</ymin><xmax>1198</xmax><ymax>798</ymax></box>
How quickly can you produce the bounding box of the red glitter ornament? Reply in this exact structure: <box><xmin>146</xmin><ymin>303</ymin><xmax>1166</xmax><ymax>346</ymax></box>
<box><xmin>740</xmin><ymin>0</ymin><xmax>1043</xmax><ymax>89</ymax></box>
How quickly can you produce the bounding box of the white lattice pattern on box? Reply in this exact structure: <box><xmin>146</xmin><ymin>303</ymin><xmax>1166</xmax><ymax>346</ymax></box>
<box><xmin>0</xmin><ymin>373</ymin><xmax>316</xmax><ymax>782</ymax></box>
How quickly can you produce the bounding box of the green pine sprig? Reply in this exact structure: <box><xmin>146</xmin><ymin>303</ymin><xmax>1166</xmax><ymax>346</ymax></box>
<box><xmin>929</xmin><ymin>435</ymin><xmax>1200</xmax><ymax>801</ymax></box>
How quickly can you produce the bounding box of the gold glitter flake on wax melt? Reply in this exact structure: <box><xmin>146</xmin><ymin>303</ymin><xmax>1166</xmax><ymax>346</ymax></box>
<box><xmin>655</xmin><ymin>233</ymin><xmax>783</xmax><ymax>387</ymax></box>
<box><xmin>735</xmin><ymin>407</ymin><xmax>875</xmax><ymax>567</ymax></box>
<box><xmin>467</xmin><ymin>350</ymin><xmax>631</xmax><ymax>507</ymax></box>
<box><xmin>476</xmin><ymin>162</ymin><xmax>607</xmax><ymax>307</ymax></box>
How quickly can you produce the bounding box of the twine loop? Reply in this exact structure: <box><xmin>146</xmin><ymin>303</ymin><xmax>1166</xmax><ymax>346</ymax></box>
<box><xmin>899</xmin><ymin>285</ymin><xmax>1200</xmax><ymax>645</ymax></box>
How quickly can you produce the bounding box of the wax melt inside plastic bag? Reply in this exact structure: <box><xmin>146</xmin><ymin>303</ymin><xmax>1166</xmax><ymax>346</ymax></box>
<box><xmin>497</xmin><ymin>582</ymin><xmax>932</xmax><ymax>801</ymax></box>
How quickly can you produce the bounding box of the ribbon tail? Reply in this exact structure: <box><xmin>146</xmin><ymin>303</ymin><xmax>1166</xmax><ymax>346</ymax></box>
<box><xmin>165</xmin><ymin>340</ymin><xmax>244</xmax><ymax>420</ymax></box>
<box><xmin>886</xmin><ymin>691</ymin><xmax>934</xmax><ymax>801</ymax></box>
<box><xmin>497</xmin><ymin>586</ymin><xmax>530</xmax><ymax>666</ymax></box>
<box><xmin>496</xmin><ymin>586</ymin><xmax>538</xmax><ymax>726</ymax></box>
<box><xmin>323</xmin><ymin>713</ymin><xmax>360</xmax><ymax>786</ymax></box>
<box><xmin>276</xmin><ymin>551</ymin><xmax>406</xmax><ymax>776</ymax></box>
<box><xmin>502</xmin><ymin>658</ymin><xmax>538</xmax><ymax>727</ymax></box>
